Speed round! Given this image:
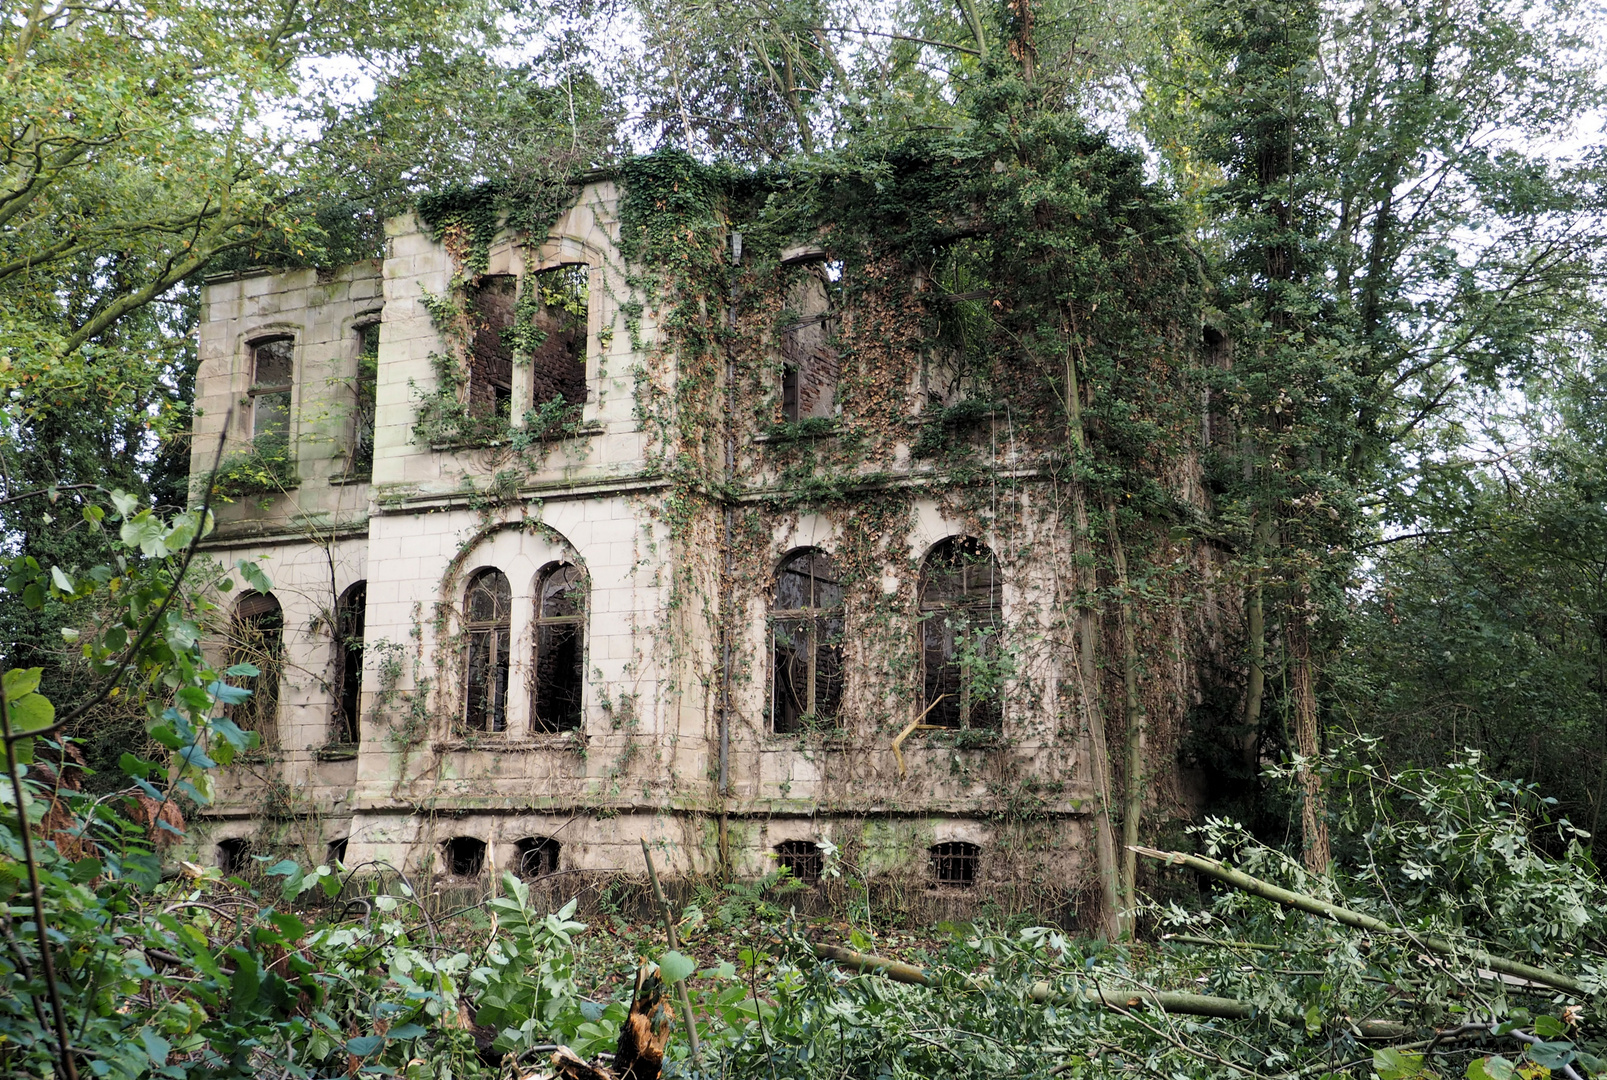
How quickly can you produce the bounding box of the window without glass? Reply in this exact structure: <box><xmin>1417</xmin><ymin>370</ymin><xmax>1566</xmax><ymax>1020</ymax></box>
<box><xmin>249</xmin><ymin>337</ymin><xmax>295</xmax><ymax>443</ymax></box>
<box><xmin>229</xmin><ymin>592</ymin><xmax>283</xmax><ymax>748</ymax></box>
<box><xmin>218</xmin><ymin>837</ymin><xmax>253</xmax><ymax>875</ymax></box>
<box><xmin>772</xmin><ymin>549</ymin><xmax>844</xmax><ymax>733</ymax></box>
<box><xmin>778</xmin><ymin>265</ymin><xmax>838</xmax><ymax>423</ymax></box>
<box><xmin>775</xmin><ymin>840</ymin><xmax>823</xmax><ymax>884</ymax></box>
<box><xmin>468</xmin><ymin>276</ymin><xmax>516</xmax><ymax>418</ymax></box>
<box><xmin>515</xmin><ymin>836</ymin><xmax>561</xmax><ymax>879</ymax></box>
<box><xmin>350</xmin><ymin>322</ymin><xmax>378</xmax><ymax>475</ymax></box>
<box><xmin>929</xmin><ymin>841</ymin><xmax>980</xmax><ymax>888</ymax></box>
<box><xmin>530</xmin><ymin>264</ymin><xmax>588</xmax><ymax>410</ymax></box>
<box><xmin>333</xmin><ymin>582</ymin><xmax>366</xmax><ymax>744</ymax></box>
<box><xmin>532</xmin><ymin>563</ymin><xmax>585</xmax><ymax>733</ymax></box>
<box><xmin>919</xmin><ymin>538</ymin><xmax>1003</xmax><ymax>729</ymax></box>
<box><xmin>326</xmin><ymin>837</ymin><xmax>349</xmax><ymax>865</ymax></box>
<box><xmin>443</xmin><ymin>837</ymin><xmax>485</xmax><ymax>877</ymax></box>
<box><xmin>463</xmin><ymin>569</ymin><xmax>512</xmax><ymax>733</ymax></box>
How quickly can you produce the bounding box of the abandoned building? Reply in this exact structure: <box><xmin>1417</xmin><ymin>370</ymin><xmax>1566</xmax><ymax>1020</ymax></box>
<box><xmin>188</xmin><ymin>160</ymin><xmax>1227</xmax><ymax>913</ymax></box>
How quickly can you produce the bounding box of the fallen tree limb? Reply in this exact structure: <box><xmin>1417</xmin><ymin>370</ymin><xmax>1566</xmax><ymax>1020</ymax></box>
<box><xmin>1130</xmin><ymin>846</ymin><xmax>1586</xmax><ymax>997</ymax></box>
<box><xmin>810</xmin><ymin>942</ymin><xmax>1410</xmax><ymax>1038</ymax></box>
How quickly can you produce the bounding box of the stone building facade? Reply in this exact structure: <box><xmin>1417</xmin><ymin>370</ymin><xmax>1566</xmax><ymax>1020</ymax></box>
<box><xmin>188</xmin><ymin>174</ymin><xmax>1217</xmax><ymax>910</ymax></box>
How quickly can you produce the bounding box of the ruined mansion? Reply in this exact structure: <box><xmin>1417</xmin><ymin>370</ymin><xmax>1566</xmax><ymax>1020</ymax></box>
<box><xmin>189</xmin><ymin>168</ymin><xmax>1223</xmax><ymax>909</ymax></box>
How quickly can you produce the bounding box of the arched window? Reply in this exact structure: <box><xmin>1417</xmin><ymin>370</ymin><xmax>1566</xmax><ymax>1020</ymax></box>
<box><xmin>443</xmin><ymin>836</ymin><xmax>486</xmax><ymax>877</ymax></box>
<box><xmin>230</xmin><ymin>591</ymin><xmax>283</xmax><ymax>748</ymax></box>
<box><xmin>532</xmin><ymin>563</ymin><xmax>585</xmax><ymax>733</ymax></box>
<box><xmin>918</xmin><ymin>538</ymin><xmax>1002</xmax><ymax>729</ymax></box>
<box><xmin>333</xmin><ymin>581</ymin><xmax>366</xmax><ymax>744</ymax></box>
<box><xmin>772</xmin><ymin>549</ymin><xmax>844</xmax><ymax>733</ymax></box>
<box><xmin>929</xmin><ymin>841</ymin><xmax>980</xmax><ymax>888</ymax></box>
<box><xmin>515</xmin><ymin>836</ymin><xmax>561</xmax><ymax>878</ymax></box>
<box><xmin>775</xmin><ymin>840</ymin><xmax>823</xmax><ymax>884</ymax></box>
<box><xmin>464</xmin><ymin>569</ymin><xmax>512</xmax><ymax>732</ymax></box>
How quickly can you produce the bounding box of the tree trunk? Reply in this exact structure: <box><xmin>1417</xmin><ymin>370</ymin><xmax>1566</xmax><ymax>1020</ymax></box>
<box><xmin>1285</xmin><ymin>615</ymin><xmax>1329</xmax><ymax>873</ymax></box>
<box><xmin>1108</xmin><ymin>498</ymin><xmax>1144</xmax><ymax>921</ymax></box>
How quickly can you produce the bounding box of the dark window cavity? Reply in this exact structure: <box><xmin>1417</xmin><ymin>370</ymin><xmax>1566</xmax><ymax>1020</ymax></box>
<box><xmin>444</xmin><ymin>836</ymin><xmax>486</xmax><ymax>877</ymax></box>
<box><xmin>229</xmin><ymin>591</ymin><xmax>283</xmax><ymax>748</ymax></box>
<box><xmin>775</xmin><ymin>840</ymin><xmax>823</xmax><ymax>884</ymax></box>
<box><xmin>529</xmin><ymin>264</ymin><xmax>588</xmax><ymax>412</ymax></box>
<box><xmin>218</xmin><ymin>837</ymin><xmax>253</xmax><ymax>875</ymax></box>
<box><xmin>333</xmin><ymin>581</ymin><xmax>366</xmax><ymax>744</ymax></box>
<box><xmin>350</xmin><ymin>322</ymin><xmax>379</xmax><ymax>476</ymax></box>
<box><xmin>532</xmin><ymin>563</ymin><xmax>585</xmax><ymax>733</ymax></box>
<box><xmin>772</xmin><ymin>549</ymin><xmax>844</xmax><ymax>733</ymax></box>
<box><xmin>468</xmin><ymin>275</ymin><xmax>516</xmax><ymax>419</ymax></box>
<box><xmin>919</xmin><ymin>538</ymin><xmax>1003</xmax><ymax>729</ymax></box>
<box><xmin>326</xmin><ymin>837</ymin><xmax>349</xmax><ymax>865</ymax></box>
<box><xmin>249</xmin><ymin>336</ymin><xmax>295</xmax><ymax>444</ymax></box>
<box><xmin>464</xmin><ymin>569</ymin><xmax>512</xmax><ymax>732</ymax></box>
<box><xmin>930</xmin><ymin>841</ymin><xmax>980</xmax><ymax>888</ymax></box>
<box><xmin>515</xmin><ymin>836</ymin><xmax>561</xmax><ymax>879</ymax></box>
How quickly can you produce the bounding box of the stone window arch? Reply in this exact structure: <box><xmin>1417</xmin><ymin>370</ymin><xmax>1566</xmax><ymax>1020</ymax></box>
<box><xmin>332</xmin><ymin>581</ymin><xmax>366</xmax><ymax>745</ymax></box>
<box><xmin>771</xmin><ymin>548</ymin><xmax>844</xmax><ymax>733</ymax></box>
<box><xmin>229</xmin><ymin>591</ymin><xmax>283</xmax><ymax>748</ymax></box>
<box><xmin>531</xmin><ymin>562</ymin><xmax>585</xmax><ymax>733</ymax></box>
<box><xmin>918</xmin><ymin>537</ymin><xmax>1003</xmax><ymax>729</ymax></box>
<box><xmin>464</xmin><ymin>569</ymin><xmax>512</xmax><ymax>733</ymax></box>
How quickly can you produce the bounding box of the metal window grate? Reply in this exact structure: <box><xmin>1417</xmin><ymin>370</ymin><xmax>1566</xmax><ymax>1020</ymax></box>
<box><xmin>775</xmin><ymin>840</ymin><xmax>823</xmax><ymax>884</ymax></box>
<box><xmin>929</xmin><ymin>841</ymin><xmax>980</xmax><ymax>888</ymax></box>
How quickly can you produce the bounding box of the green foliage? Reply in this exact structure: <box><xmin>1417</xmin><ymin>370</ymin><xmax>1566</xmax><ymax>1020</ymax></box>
<box><xmin>210</xmin><ymin>435</ymin><xmax>300</xmax><ymax>500</ymax></box>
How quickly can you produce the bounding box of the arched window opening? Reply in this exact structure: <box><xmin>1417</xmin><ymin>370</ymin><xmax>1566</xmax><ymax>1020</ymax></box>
<box><xmin>464</xmin><ymin>570</ymin><xmax>512</xmax><ymax>733</ymax></box>
<box><xmin>775</xmin><ymin>840</ymin><xmax>823</xmax><ymax>884</ymax></box>
<box><xmin>326</xmin><ymin>837</ymin><xmax>349</xmax><ymax>866</ymax></box>
<box><xmin>468</xmin><ymin>276</ymin><xmax>516</xmax><ymax>418</ymax></box>
<box><xmin>230</xmin><ymin>591</ymin><xmax>283</xmax><ymax>748</ymax></box>
<box><xmin>529</xmin><ymin>264</ymin><xmax>588</xmax><ymax>412</ymax></box>
<box><xmin>532</xmin><ymin>563</ymin><xmax>585</xmax><ymax>733</ymax></box>
<box><xmin>772</xmin><ymin>549</ymin><xmax>844</xmax><ymax>733</ymax></box>
<box><xmin>929</xmin><ymin>841</ymin><xmax>980</xmax><ymax>888</ymax></box>
<box><xmin>333</xmin><ymin>581</ymin><xmax>366</xmax><ymax>744</ymax></box>
<box><xmin>443</xmin><ymin>837</ymin><xmax>486</xmax><ymax>877</ymax></box>
<box><xmin>249</xmin><ymin>336</ymin><xmax>295</xmax><ymax>443</ymax></box>
<box><xmin>218</xmin><ymin>837</ymin><xmax>253</xmax><ymax>875</ymax></box>
<box><xmin>918</xmin><ymin>538</ymin><xmax>1003</xmax><ymax>729</ymax></box>
<box><xmin>515</xmin><ymin>836</ymin><xmax>561</xmax><ymax>879</ymax></box>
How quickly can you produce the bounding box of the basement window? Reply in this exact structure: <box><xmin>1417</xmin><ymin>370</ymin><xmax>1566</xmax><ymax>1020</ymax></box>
<box><xmin>326</xmin><ymin>837</ymin><xmax>349</xmax><ymax>866</ymax></box>
<box><xmin>929</xmin><ymin>841</ymin><xmax>980</xmax><ymax>888</ymax></box>
<box><xmin>443</xmin><ymin>836</ymin><xmax>486</xmax><ymax>877</ymax></box>
<box><xmin>217</xmin><ymin>837</ymin><xmax>253</xmax><ymax>875</ymax></box>
<box><xmin>775</xmin><ymin>840</ymin><xmax>823</xmax><ymax>884</ymax></box>
<box><xmin>469</xmin><ymin>275</ymin><xmax>516</xmax><ymax>419</ymax></box>
<box><xmin>528</xmin><ymin>264</ymin><xmax>588</xmax><ymax>411</ymax></box>
<box><xmin>515</xmin><ymin>836</ymin><xmax>561</xmax><ymax>879</ymax></box>
<box><xmin>531</xmin><ymin>563</ymin><xmax>586</xmax><ymax>733</ymax></box>
<box><xmin>464</xmin><ymin>569</ymin><xmax>512</xmax><ymax>733</ymax></box>
<box><xmin>772</xmin><ymin>549</ymin><xmax>844</xmax><ymax>733</ymax></box>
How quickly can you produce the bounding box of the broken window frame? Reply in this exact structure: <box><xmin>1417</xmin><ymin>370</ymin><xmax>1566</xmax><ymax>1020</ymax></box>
<box><xmin>463</xmin><ymin>569</ymin><xmax>512</xmax><ymax>733</ymax></box>
<box><xmin>531</xmin><ymin>562</ymin><xmax>586</xmax><ymax>734</ymax></box>
<box><xmin>771</xmin><ymin>548</ymin><xmax>845</xmax><ymax>733</ymax></box>
<box><xmin>248</xmin><ymin>336</ymin><xmax>295</xmax><ymax>444</ymax></box>
<box><xmin>228</xmin><ymin>591</ymin><xmax>283</xmax><ymax>749</ymax></box>
<box><xmin>332</xmin><ymin>581</ymin><xmax>366</xmax><ymax>745</ymax></box>
<box><xmin>918</xmin><ymin>537</ymin><xmax>1003</xmax><ymax>730</ymax></box>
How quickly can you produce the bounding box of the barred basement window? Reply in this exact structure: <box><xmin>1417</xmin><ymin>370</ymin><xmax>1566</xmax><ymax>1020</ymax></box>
<box><xmin>531</xmin><ymin>563</ymin><xmax>585</xmax><ymax>733</ymax></box>
<box><xmin>218</xmin><ymin>837</ymin><xmax>253</xmax><ymax>875</ymax></box>
<box><xmin>333</xmin><ymin>581</ymin><xmax>366</xmax><ymax>744</ymax></box>
<box><xmin>918</xmin><ymin>538</ymin><xmax>1003</xmax><ymax>729</ymax></box>
<box><xmin>515</xmin><ymin>836</ymin><xmax>561</xmax><ymax>879</ymax></box>
<box><xmin>444</xmin><ymin>837</ymin><xmax>486</xmax><ymax>877</ymax></box>
<box><xmin>464</xmin><ymin>569</ymin><xmax>512</xmax><ymax>733</ymax></box>
<box><xmin>775</xmin><ymin>840</ymin><xmax>823</xmax><ymax>884</ymax></box>
<box><xmin>929</xmin><ymin>841</ymin><xmax>980</xmax><ymax>888</ymax></box>
<box><xmin>249</xmin><ymin>336</ymin><xmax>294</xmax><ymax>442</ymax></box>
<box><xmin>229</xmin><ymin>591</ymin><xmax>283</xmax><ymax>748</ymax></box>
<box><xmin>772</xmin><ymin>549</ymin><xmax>844</xmax><ymax>733</ymax></box>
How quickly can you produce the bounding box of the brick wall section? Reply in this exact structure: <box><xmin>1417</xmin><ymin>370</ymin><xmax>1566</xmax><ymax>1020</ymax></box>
<box><xmin>530</xmin><ymin>303</ymin><xmax>586</xmax><ymax>407</ymax></box>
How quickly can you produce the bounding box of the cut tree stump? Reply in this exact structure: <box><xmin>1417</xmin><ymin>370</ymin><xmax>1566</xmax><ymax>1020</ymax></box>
<box><xmin>534</xmin><ymin>964</ymin><xmax>674</xmax><ymax>1080</ymax></box>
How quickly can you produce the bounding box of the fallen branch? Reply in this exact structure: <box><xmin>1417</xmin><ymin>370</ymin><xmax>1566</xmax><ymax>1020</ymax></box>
<box><xmin>1130</xmin><ymin>846</ymin><xmax>1586</xmax><ymax>997</ymax></box>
